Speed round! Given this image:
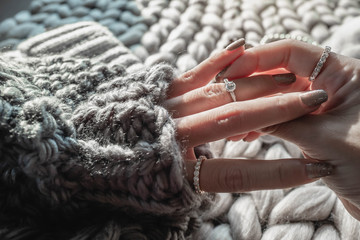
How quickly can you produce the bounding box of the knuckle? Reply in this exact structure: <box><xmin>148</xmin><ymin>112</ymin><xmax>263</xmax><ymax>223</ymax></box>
<box><xmin>201</xmin><ymin>84</ymin><xmax>230</xmax><ymax>109</ymax></box>
<box><xmin>215</xmin><ymin>103</ymin><xmax>244</xmax><ymax>126</ymax></box>
<box><xmin>180</xmin><ymin>70</ymin><xmax>196</xmax><ymax>83</ymax></box>
<box><xmin>207</xmin><ymin>51</ymin><xmax>221</xmax><ymax>66</ymax></box>
<box><xmin>215</xmin><ymin>103</ymin><xmax>247</xmax><ymax>133</ymax></box>
<box><xmin>207</xmin><ymin>57</ymin><xmax>218</xmax><ymax>67</ymax></box>
<box><xmin>202</xmin><ymin>84</ymin><xmax>225</xmax><ymax>98</ymax></box>
<box><xmin>218</xmin><ymin>167</ymin><xmax>244</xmax><ymax>192</ymax></box>
<box><xmin>274</xmin><ymin>95</ymin><xmax>292</xmax><ymax>116</ymax></box>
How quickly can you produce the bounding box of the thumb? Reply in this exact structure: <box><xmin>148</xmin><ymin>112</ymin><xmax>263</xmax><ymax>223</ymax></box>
<box><xmin>261</xmin><ymin>91</ymin><xmax>328</xmax><ymax>148</ymax></box>
<box><xmin>261</xmin><ymin>116</ymin><xmax>314</xmax><ymax>147</ymax></box>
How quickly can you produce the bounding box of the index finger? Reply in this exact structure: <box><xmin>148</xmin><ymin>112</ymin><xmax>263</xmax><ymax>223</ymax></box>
<box><xmin>168</xmin><ymin>39</ymin><xmax>246</xmax><ymax>98</ymax></box>
<box><xmin>225</xmin><ymin>39</ymin><xmax>326</xmax><ymax>78</ymax></box>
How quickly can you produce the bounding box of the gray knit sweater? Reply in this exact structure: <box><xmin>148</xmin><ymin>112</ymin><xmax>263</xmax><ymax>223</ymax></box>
<box><xmin>0</xmin><ymin>22</ymin><xmax>212</xmax><ymax>239</ymax></box>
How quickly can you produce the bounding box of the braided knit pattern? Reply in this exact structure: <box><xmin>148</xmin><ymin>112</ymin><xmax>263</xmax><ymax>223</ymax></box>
<box><xmin>137</xmin><ymin>0</ymin><xmax>360</xmax><ymax>72</ymax></box>
<box><xmin>1</xmin><ymin>0</ymin><xmax>360</xmax><ymax>239</ymax></box>
<box><xmin>0</xmin><ymin>22</ymin><xmax>214</xmax><ymax>239</ymax></box>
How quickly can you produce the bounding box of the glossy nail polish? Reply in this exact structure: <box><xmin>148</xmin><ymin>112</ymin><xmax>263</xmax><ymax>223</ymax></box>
<box><xmin>305</xmin><ymin>163</ymin><xmax>334</xmax><ymax>179</ymax></box>
<box><xmin>273</xmin><ymin>73</ymin><xmax>296</xmax><ymax>85</ymax></box>
<box><xmin>300</xmin><ymin>90</ymin><xmax>328</xmax><ymax>107</ymax></box>
<box><xmin>226</xmin><ymin>38</ymin><xmax>246</xmax><ymax>51</ymax></box>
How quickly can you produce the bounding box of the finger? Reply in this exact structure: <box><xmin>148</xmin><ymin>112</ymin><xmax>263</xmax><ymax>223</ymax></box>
<box><xmin>176</xmin><ymin>90</ymin><xmax>328</xmax><ymax>148</ymax></box>
<box><xmin>225</xmin><ymin>39</ymin><xmax>327</xmax><ymax>79</ymax></box>
<box><xmin>261</xmin><ymin>113</ymin><xmax>329</xmax><ymax>151</ymax></box>
<box><xmin>166</xmin><ymin>73</ymin><xmax>310</xmax><ymax>118</ymax></box>
<box><xmin>226</xmin><ymin>133</ymin><xmax>248</xmax><ymax>142</ymax></box>
<box><xmin>226</xmin><ymin>131</ymin><xmax>262</xmax><ymax>142</ymax></box>
<box><xmin>225</xmin><ymin>39</ymin><xmax>346</xmax><ymax>103</ymax></box>
<box><xmin>243</xmin><ymin>131</ymin><xmax>262</xmax><ymax>142</ymax></box>
<box><xmin>167</xmin><ymin>38</ymin><xmax>245</xmax><ymax>98</ymax></box>
<box><xmin>185</xmin><ymin>158</ymin><xmax>333</xmax><ymax>192</ymax></box>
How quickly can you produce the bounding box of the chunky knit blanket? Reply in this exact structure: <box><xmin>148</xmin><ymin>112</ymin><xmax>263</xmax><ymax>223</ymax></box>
<box><xmin>1</xmin><ymin>0</ymin><xmax>360</xmax><ymax>239</ymax></box>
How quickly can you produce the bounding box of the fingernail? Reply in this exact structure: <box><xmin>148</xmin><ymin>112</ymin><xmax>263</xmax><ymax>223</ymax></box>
<box><xmin>300</xmin><ymin>90</ymin><xmax>328</xmax><ymax>107</ymax></box>
<box><xmin>215</xmin><ymin>66</ymin><xmax>230</xmax><ymax>82</ymax></box>
<box><xmin>305</xmin><ymin>163</ymin><xmax>334</xmax><ymax>179</ymax></box>
<box><xmin>273</xmin><ymin>73</ymin><xmax>296</xmax><ymax>85</ymax></box>
<box><xmin>226</xmin><ymin>38</ymin><xmax>246</xmax><ymax>51</ymax></box>
<box><xmin>245</xmin><ymin>43</ymin><xmax>254</xmax><ymax>49</ymax></box>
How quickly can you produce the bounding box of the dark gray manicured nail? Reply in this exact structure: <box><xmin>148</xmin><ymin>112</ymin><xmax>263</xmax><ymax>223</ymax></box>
<box><xmin>226</xmin><ymin>38</ymin><xmax>246</xmax><ymax>51</ymax></box>
<box><xmin>215</xmin><ymin>66</ymin><xmax>229</xmax><ymax>82</ymax></box>
<box><xmin>273</xmin><ymin>73</ymin><xmax>296</xmax><ymax>85</ymax></box>
<box><xmin>300</xmin><ymin>90</ymin><xmax>328</xmax><ymax>107</ymax></box>
<box><xmin>245</xmin><ymin>43</ymin><xmax>254</xmax><ymax>49</ymax></box>
<box><xmin>305</xmin><ymin>163</ymin><xmax>334</xmax><ymax>179</ymax></box>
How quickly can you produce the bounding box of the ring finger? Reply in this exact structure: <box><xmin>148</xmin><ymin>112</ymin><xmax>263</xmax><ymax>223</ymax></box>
<box><xmin>165</xmin><ymin>73</ymin><xmax>307</xmax><ymax>118</ymax></box>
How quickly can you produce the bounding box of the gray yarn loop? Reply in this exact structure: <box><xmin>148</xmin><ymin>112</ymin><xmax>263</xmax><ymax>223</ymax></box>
<box><xmin>0</xmin><ymin>26</ymin><xmax>209</xmax><ymax>237</ymax></box>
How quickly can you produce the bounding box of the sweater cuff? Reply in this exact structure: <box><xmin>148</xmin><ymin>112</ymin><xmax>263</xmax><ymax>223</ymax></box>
<box><xmin>2</xmin><ymin>22</ymin><xmax>211</xmax><ymax>217</ymax></box>
<box><xmin>68</xmin><ymin>63</ymin><xmax>206</xmax><ymax>215</ymax></box>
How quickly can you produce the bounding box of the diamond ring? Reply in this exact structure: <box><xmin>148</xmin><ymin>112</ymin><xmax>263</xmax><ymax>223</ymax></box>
<box><xmin>309</xmin><ymin>46</ymin><xmax>331</xmax><ymax>82</ymax></box>
<box><xmin>224</xmin><ymin>78</ymin><xmax>237</xmax><ymax>102</ymax></box>
<box><xmin>194</xmin><ymin>155</ymin><xmax>206</xmax><ymax>194</ymax></box>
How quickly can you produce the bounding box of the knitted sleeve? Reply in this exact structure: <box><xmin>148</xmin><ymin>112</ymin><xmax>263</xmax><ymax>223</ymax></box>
<box><xmin>0</xmin><ymin>22</ymin><xmax>212</xmax><ymax>238</ymax></box>
<box><xmin>69</xmin><ymin>63</ymin><xmax>200</xmax><ymax>214</ymax></box>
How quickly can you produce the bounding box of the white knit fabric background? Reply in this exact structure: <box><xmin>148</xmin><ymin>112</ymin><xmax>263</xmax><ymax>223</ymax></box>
<box><xmin>133</xmin><ymin>0</ymin><xmax>360</xmax><ymax>239</ymax></box>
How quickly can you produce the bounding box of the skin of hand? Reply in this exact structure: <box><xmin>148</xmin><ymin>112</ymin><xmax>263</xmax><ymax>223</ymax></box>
<box><xmin>225</xmin><ymin>39</ymin><xmax>360</xmax><ymax>221</ymax></box>
<box><xmin>163</xmin><ymin>39</ymin><xmax>331</xmax><ymax>195</ymax></box>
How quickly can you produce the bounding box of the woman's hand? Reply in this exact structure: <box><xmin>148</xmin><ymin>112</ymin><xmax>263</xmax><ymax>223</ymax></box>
<box><xmin>225</xmin><ymin>39</ymin><xmax>360</xmax><ymax>220</ymax></box>
<box><xmin>163</xmin><ymin>39</ymin><xmax>329</xmax><ymax>193</ymax></box>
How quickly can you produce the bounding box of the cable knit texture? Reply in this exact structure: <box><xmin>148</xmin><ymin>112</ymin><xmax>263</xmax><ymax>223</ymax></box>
<box><xmin>0</xmin><ymin>22</ymin><xmax>215</xmax><ymax>239</ymax></box>
<box><xmin>1</xmin><ymin>0</ymin><xmax>360</xmax><ymax>239</ymax></box>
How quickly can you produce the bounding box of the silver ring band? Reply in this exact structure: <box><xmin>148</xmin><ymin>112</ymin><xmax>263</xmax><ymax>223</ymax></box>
<box><xmin>224</xmin><ymin>78</ymin><xmax>237</xmax><ymax>102</ymax></box>
<box><xmin>309</xmin><ymin>46</ymin><xmax>331</xmax><ymax>82</ymax></box>
<box><xmin>194</xmin><ymin>155</ymin><xmax>206</xmax><ymax>194</ymax></box>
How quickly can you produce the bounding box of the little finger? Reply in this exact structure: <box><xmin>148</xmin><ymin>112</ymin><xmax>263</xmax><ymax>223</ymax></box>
<box><xmin>185</xmin><ymin>158</ymin><xmax>334</xmax><ymax>192</ymax></box>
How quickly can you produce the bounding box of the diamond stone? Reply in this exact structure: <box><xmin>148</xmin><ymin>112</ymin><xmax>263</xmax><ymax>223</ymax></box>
<box><xmin>224</xmin><ymin>79</ymin><xmax>236</xmax><ymax>92</ymax></box>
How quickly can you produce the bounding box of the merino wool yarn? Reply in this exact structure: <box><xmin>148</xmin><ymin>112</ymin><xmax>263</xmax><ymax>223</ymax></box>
<box><xmin>1</xmin><ymin>0</ymin><xmax>360</xmax><ymax>239</ymax></box>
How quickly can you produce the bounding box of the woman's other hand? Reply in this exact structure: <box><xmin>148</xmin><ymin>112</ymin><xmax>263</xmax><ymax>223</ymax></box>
<box><xmin>226</xmin><ymin>39</ymin><xmax>360</xmax><ymax>220</ymax></box>
<box><xmin>163</xmin><ymin>39</ymin><xmax>329</xmax><ymax>194</ymax></box>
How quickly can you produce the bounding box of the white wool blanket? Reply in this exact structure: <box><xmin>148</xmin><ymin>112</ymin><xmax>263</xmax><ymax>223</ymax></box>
<box><xmin>134</xmin><ymin>0</ymin><xmax>360</xmax><ymax>239</ymax></box>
